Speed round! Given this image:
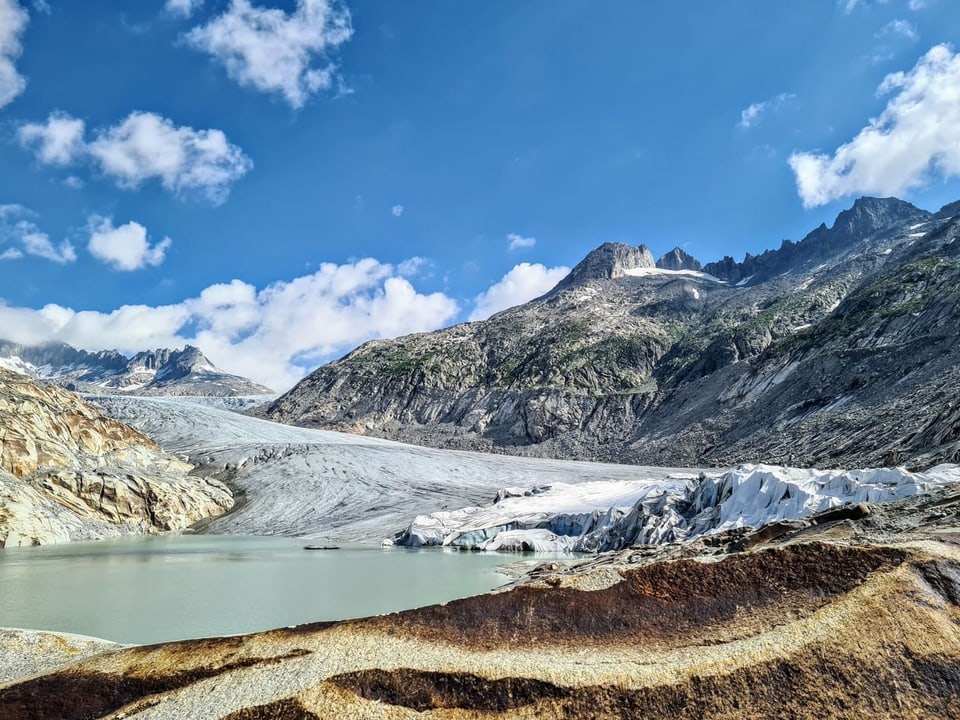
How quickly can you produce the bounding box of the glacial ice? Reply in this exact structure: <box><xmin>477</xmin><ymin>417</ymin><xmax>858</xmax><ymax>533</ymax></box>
<box><xmin>394</xmin><ymin>464</ymin><xmax>960</xmax><ymax>552</ymax></box>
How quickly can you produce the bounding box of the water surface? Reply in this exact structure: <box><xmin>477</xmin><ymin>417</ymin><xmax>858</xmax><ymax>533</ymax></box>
<box><xmin>0</xmin><ymin>535</ymin><xmax>512</xmax><ymax>644</ymax></box>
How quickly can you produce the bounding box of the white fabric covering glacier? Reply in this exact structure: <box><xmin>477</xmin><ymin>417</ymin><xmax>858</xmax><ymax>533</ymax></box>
<box><xmin>392</xmin><ymin>464</ymin><xmax>960</xmax><ymax>552</ymax></box>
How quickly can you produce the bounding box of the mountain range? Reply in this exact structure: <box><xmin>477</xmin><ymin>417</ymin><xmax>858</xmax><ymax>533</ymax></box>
<box><xmin>265</xmin><ymin>196</ymin><xmax>960</xmax><ymax>470</ymax></box>
<box><xmin>0</xmin><ymin>342</ymin><xmax>273</xmax><ymax>397</ymax></box>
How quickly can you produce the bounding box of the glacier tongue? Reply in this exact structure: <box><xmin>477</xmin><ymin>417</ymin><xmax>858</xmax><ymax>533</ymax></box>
<box><xmin>394</xmin><ymin>463</ymin><xmax>960</xmax><ymax>552</ymax></box>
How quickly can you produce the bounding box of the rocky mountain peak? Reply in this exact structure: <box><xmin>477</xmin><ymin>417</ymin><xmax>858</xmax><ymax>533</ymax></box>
<box><xmin>656</xmin><ymin>247</ymin><xmax>703</xmax><ymax>272</ymax></box>
<box><xmin>831</xmin><ymin>196</ymin><xmax>927</xmax><ymax>239</ymax></box>
<box><xmin>554</xmin><ymin>242</ymin><xmax>656</xmax><ymax>290</ymax></box>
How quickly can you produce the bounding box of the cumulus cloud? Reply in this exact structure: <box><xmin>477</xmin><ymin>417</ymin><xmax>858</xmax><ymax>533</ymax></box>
<box><xmin>87</xmin><ymin>216</ymin><xmax>171</xmax><ymax>271</ymax></box>
<box><xmin>0</xmin><ymin>248</ymin><xmax>23</xmax><ymax>260</ymax></box>
<box><xmin>0</xmin><ymin>257</ymin><xmax>458</xmax><ymax>391</ymax></box>
<box><xmin>0</xmin><ymin>0</ymin><xmax>29</xmax><ymax>109</ymax></box>
<box><xmin>185</xmin><ymin>0</ymin><xmax>353</xmax><ymax>108</ymax></box>
<box><xmin>18</xmin><ymin>111</ymin><xmax>252</xmax><ymax>203</ymax></box>
<box><xmin>469</xmin><ymin>263</ymin><xmax>569</xmax><ymax>322</ymax></box>
<box><xmin>738</xmin><ymin>92</ymin><xmax>795</xmax><ymax>129</ymax></box>
<box><xmin>507</xmin><ymin>233</ymin><xmax>536</xmax><ymax>251</ymax></box>
<box><xmin>391</xmin><ymin>204</ymin><xmax>404</xmax><ymax>217</ymax></box>
<box><xmin>17</xmin><ymin>112</ymin><xmax>86</xmax><ymax>164</ymax></box>
<box><xmin>789</xmin><ymin>44</ymin><xmax>960</xmax><ymax>208</ymax></box>
<box><xmin>166</xmin><ymin>0</ymin><xmax>203</xmax><ymax>18</ymax></box>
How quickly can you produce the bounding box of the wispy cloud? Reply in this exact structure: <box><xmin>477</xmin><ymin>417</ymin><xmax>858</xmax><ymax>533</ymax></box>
<box><xmin>18</xmin><ymin>111</ymin><xmax>252</xmax><ymax>204</ymax></box>
<box><xmin>165</xmin><ymin>0</ymin><xmax>203</xmax><ymax>18</ymax></box>
<box><xmin>0</xmin><ymin>0</ymin><xmax>29</xmax><ymax>109</ymax></box>
<box><xmin>738</xmin><ymin>92</ymin><xmax>796</xmax><ymax>129</ymax></box>
<box><xmin>875</xmin><ymin>19</ymin><xmax>918</xmax><ymax>41</ymax></box>
<box><xmin>507</xmin><ymin>233</ymin><xmax>536</xmax><ymax>251</ymax></box>
<box><xmin>87</xmin><ymin>216</ymin><xmax>172</xmax><ymax>271</ymax></box>
<box><xmin>0</xmin><ymin>205</ymin><xmax>76</xmax><ymax>264</ymax></box>
<box><xmin>391</xmin><ymin>204</ymin><xmax>404</xmax><ymax>217</ymax></box>
<box><xmin>469</xmin><ymin>263</ymin><xmax>569</xmax><ymax>321</ymax></box>
<box><xmin>789</xmin><ymin>44</ymin><xmax>960</xmax><ymax>207</ymax></box>
<box><xmin>185</xmin><ymin>0</ymin><xmax>353</xmax><ymax>108</ymax></box>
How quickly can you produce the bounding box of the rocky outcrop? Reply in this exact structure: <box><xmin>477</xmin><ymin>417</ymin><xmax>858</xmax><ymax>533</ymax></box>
<box><xmin>551</xmin><ymin>241</ymin><xmax>655</xmax><ymax>290</ymax></box>
<box><xmin>656</xmin><ymin>246</ymin><xmax>702</xmax><ymax>271</ymax></box>
<box><xmin>0</xmin><ymin>369</ymin><xmax>233</xmax><ymax>546</ymax></box>
<box><xmin>265</xmin><ymin>196</ymin><xmax>960</xmax><ymax>470</ymax></box>
<box><xmin>6</xmin><ymin>492</ymin><xmax>960</xmax><ymax>718</ymax></box>
<box><xmin>0</xmin><ymin>341</ymin><xmax>273</xmax><ymax>397</ymax></box>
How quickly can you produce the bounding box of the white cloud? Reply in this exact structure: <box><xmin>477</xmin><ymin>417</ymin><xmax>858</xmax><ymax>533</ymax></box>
<box><xmin>507</xmin><ymin>233</ymin><xmax>536</xmax><ymax>251</ymax></box>
<box><xmin>31</xmin><ymin>0</ymin><xmax>49</xmax><ymax>14</ymax></box>
<box><xmin>908</xmin><ymin>0</ymin><xmax>929</xmax><ymax>10</ymax></box>
<box><xmin>185</xmin><ymin>0</ymin><xmax>353</xmax><ymax>108</ymax></box>
<box><xmin>21</xmin><ymin>231</ymin><xmax>76</xmax><ymax>264</ymax></box>
<box><xmin>87</xmin><ymin>216</ymin><xmax>172</xmax><ymax>271</ymax></box>
<box><xmin>0</xmin><ymin>0</ymin><xmax>29</xmax><ymax>109</ymax></box>
<box><xmin>391</xmin><ymin>204</ymin><xmax>404</xmax><ymax>217</ymax></box>
<box><xmin>0</xmin><ymin>257</ymin><xmax>458</xmax><ymax>391</ymax></box>
<box><xmin>166</xmin><ymin>0</ymin><xmax>202</xmax><ymax>18</ymax></box>
<box><xmin>876</xmin><ymin>19</ymin><xmax>918</xmax><ymax>40</ymax></box>
<box><xmin>738</xmin><ymin>92</ymin><xmax>795</xmax><ymax>128</ymax></box>
<box><xmin>18</xmin><ymin>111</ymin><xmax>252</xmax><ymax>203</ymax></box>
<box><xmin>789</xmin><ymin>44</ymin><xmax>960</xmax><ymax>208</ymax></box>
<box><xmin>0</xmin><ymin>206</ymin><xmax>76</xmax><ymax>264</ymax></box>
<box><xmin>17</xmin><ymin>112</ymin><xmax>86</xmax><ymax>164</ymax></box>
<box><xmin>469</xmin><ymin>263</ymin><xmax>569</xmax><ymax>322</ymax></box>
<box><xmin>63</xmin><ymin>175</ymin><xmax>84</xmax><ymax>189</ymax></box>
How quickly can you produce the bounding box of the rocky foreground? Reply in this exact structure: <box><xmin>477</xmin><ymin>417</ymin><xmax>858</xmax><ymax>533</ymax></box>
<box><xmin>0</xmin><ymin>369</ymin><xmax>233</xmax><ymax>546</ymax></box>
<box><xmin>4</xmin><ymin>488</ymin><xmax>960</xmax><ymax>718</ymax></box>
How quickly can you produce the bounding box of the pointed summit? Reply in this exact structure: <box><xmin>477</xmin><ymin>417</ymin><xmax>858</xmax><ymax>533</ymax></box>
<box><xmin>656</xmin><ymin>247</ymin><xmax>702</xmax><ymax>272</ymax></box>
<box><xmin>554</xmin><ymin>243</ymin><xmax>655</xmax><ymax>290</ymax></box>
<box><xmin>831</xmin><ymin>197</ymin><xmax>927</xmax><ymax>239</ymax></box>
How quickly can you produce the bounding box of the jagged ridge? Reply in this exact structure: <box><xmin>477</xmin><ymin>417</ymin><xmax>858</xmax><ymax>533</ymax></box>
<box><xmin>265</xmin><ymin>196</ymin><xmax>960</xmax><ymax>469</ymax></box>
<box><xmin>0</xmin><ymin>341</ymin><xmax>273</xmax><ymax>396</ymax></box>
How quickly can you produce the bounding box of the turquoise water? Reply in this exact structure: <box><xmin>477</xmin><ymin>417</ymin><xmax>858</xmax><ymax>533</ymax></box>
<box><xmin>0</xmin><ymin>535</ymin><xmax>513</xmax><ymax>644</ymax></box>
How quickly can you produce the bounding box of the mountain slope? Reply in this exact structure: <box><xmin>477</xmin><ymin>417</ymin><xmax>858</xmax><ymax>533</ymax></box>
<box><xmin>265</xmin><ymin>196</ymin><xmax>960</xmax><ymax>469</ymax></box>
<box><xmin>0</xmin><ymin>369</ymin><xmax>233</xmax><ymax>546</ymax></box>
<box><xmin>0</xmin><ymin>342</ymin><xmax>273</xmax><ymax>396</ymax></box>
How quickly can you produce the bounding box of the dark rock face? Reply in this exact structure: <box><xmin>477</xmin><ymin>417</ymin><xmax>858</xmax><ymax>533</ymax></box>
<box><xmin>266</xmin><ymin>196</ymin><xmax>960</xmax><ymax>469</ymax></box>
<box><xmin>656</xmin><ymin>247</ymin><xmax>702</xmax><ymax>271</ymax></box>
<box><xmin>0</xmin><ymin>342</ymin><xmax>273</xmax><ymax>396</ymax></box>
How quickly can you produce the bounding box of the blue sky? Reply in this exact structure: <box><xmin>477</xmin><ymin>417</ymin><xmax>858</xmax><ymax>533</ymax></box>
<box><xmin>1</xmin><ymin>0</ymin><xmax>959</xmax><ymax>390</ymax></box>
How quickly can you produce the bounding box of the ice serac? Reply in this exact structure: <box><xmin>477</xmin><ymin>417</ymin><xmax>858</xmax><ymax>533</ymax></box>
<box><xmin>265</xmin><ymin>196</ymin><xmax>960</xmax><ymax>469</ymax></box>
<box><xmin>0</xmin><ymin>369</ymin><xmax>233</xmax><ymax>546</ymax></box>
<box><xmin>393</xmin><ymin>464</ymin><xmax>960</xmax><ymax>552</ymax></box>
<box><xmin>0</xmin><ymin>340</ymin><xmax>273</xmax><ymax>396</ymax></box>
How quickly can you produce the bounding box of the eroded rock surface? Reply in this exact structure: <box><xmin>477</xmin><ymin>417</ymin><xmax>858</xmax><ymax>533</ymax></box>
<box><xmin>7</xmin><ymin>489</ymin><xmax>960</xmax><ymax>718</ymax></box>
<box><xmin>0</xmin><ymin>369</ymin><xmax>233</xmax><ymax>546</ymax></box>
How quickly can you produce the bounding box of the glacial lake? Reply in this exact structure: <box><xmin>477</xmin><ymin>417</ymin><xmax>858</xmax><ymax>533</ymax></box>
<box><xmin>0</xmin><ymin>535</ymin><xmax>516</xmax><ymax>645</ymax></box>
